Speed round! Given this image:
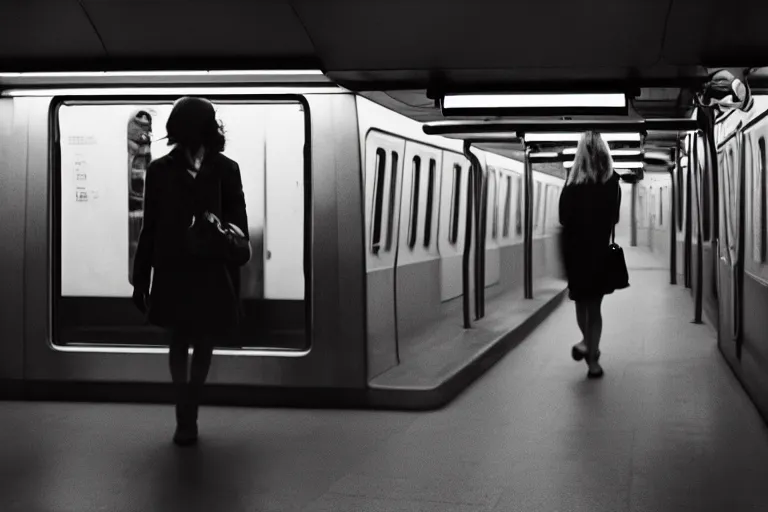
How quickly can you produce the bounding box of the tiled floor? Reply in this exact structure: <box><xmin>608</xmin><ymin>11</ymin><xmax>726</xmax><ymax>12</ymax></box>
<box><xmin>2</xmin><ymin>245</ymin><xmax>768</xmax><ymax>512</ymax></box>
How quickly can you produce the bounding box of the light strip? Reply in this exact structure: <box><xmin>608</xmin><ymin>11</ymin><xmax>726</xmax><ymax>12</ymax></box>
<box><xmin>529</xmin><ymin>152</ymin><xmax>559</xmax><ymax>158</ymax></box>
<box><xmin>443</xmin><ymin>93</ymin><xmax>626</xmax><ymax>109</ymax></box>
<box><xmin>0</xmin><ymin>69</ymin><xmax>324</xmax><ymax>79</ymax></box>
<box><xmin>526</xmin><ymin>132</ymin><xmax>642</xmax><ymax>143</ymax></box>
<box><xmin>561</xmin><ymin>147</ymin><xmax>642</xmax><ymax>156</ymax></box>
<box><xmin>2</xmin><ymin>86</ymin><xmax>344</xmax><ymax>97</ymax></box>
<box><xmin>51</xmin><ymin>344</ymin><xmax>309</xmax><ymax>357</ymax></box>
<box><xmin>564</xmin><ymin>160</ymin><xmax>643</xmax><ymax>169</ymax></box>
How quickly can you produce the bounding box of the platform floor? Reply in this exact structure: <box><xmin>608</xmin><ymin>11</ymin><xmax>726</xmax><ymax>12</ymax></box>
<box><xmin>2</xmin><ymin>246</ymin><xmax>768</xmax><ymax>512</ymax></box>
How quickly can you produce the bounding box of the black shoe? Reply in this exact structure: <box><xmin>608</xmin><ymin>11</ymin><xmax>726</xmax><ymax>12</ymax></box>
<box><xmin>586</xmin><ymin>361</ymin><xmax>604</xmax><ymax>379</ymax></box>
<box><xmin>173</xmin><ymin>421</ymin><xmax>198</xmax><ymax>446</ymax></box>
<box><xmin>571</xmin><ymin>343</ymin><xmax>601</xmax><ymax>362</ymax></box>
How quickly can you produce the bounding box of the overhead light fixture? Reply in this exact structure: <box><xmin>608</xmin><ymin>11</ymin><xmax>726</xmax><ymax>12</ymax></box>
<box><xmin>525</xmin><ymin>132</ymin><xmax>641</xmax><ymax>143</ymax></box>
<box><xmin>1</xmin><ymin>86</ymin><xmax>344</xmax><ymax>97</ymax></box>
<box><xmin>561</xmin><ymin>147</ymin><xmax>642</xmax><ymax>156</ymax></box>
<box><xmin>529</xmin><ymin>152</ymin><xmax>560</xmax><ymax>158</ymax></box>
<box><xmin>680</xmin><ymin>156</ymin><xmax>689</xmax><ymax>167</ymax></box>
<box><xmin>564</xmin><ymin>160</ymin><xmax>643</xmax><ymax>169</ymax></box>
<box><xmin>441</xmin><ymin>92</ymin><xmax>628</xmax><ymax>117</ymax></box>
<box><xmin>0</xmin><ymin>70</ymin><xmax>324</xmax><ymax>78</ymax></box>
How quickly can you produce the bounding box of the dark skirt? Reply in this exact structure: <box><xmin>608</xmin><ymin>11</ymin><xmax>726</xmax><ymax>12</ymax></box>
<box><xmin>563</xmin><ymin>240</ymin><xmax>610</xmax><ymax>302</ymax></box>
<box><xmin>147</xmin><ymin>260</ymin><xmax>240</xmax><ymax>340</ymax></box>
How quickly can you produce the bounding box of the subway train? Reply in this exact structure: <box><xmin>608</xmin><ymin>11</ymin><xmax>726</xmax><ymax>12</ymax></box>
<box><xmin>0</xmin><ymin>74</ymin><xmax>565</xmax><ymax>406</ymax></box>
<box><xmin>632</xmin><ymin>95</ymin><xmax>768</xmax><ymax>422</ymax></box>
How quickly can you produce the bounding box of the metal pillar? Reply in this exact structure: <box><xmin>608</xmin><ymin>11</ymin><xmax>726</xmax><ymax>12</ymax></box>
<box><xmin>461</xmin><ymin>142</ymin><xmax>475</xmax><ymax>328</ymax></box>
<box><xmin>684</xmin><ymin>136</ymin><xmax>693</xmax><ymax>288</ymax></box>
<box><xmin>693</xmin><ymin>134</ymin><xmax>704</xmax><ymax>324</ymax></box>
<box><xmin>464</xmin><ymin>141</ymin><xmax>486</xmax><ymax>321</ymax></box>
<box><xmin>523</xmin><ymin>146</ymin><xmax>533</xmax><ymax>299</ymax></box>
<box><xmin>669</xmin><ymin>145</ymin><xmax>678</xmax><ymax>285</ymax></box>
<box><xmin>630</xmin><ymin>182</ymin><xmax>637</xmax><ymax>247</ymax></box>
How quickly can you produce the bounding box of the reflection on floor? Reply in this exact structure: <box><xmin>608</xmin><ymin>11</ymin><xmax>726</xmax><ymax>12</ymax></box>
<box><xmin>2</xmin><ymin>246</ymin><xmax>768</xmax><ymax>512</ymax></box>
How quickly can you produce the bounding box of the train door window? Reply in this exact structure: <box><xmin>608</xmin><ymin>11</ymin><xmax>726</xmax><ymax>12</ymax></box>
<box><xmin>57</xmin><ymin>100</ymin><xmax>307</xmax><ymax>350</ymax></box>
<box><xmin>503</xmin><ymin>175</ymin><xmax>512</xmax><ymax>237</ymax></box>
<box><xmin>407</xmin><ymin>156</ymin><xmax>421</xmax><ymax>249</ymax></box>
<box><xmin>515</xmin><ymin>175</ymin><xmax>523</xmax><ymax>236</ymax></box>
<box><xmin>424</xmin><ymin>158</ymin><xmax>436</xmax><ymax>249</ymax></box>
<box><xmin>448</xmin><ymin>163</ymin><xmax>462</xmax><ymax>245</ymax></box>
<box><xmin>385</xmin><ymin>151</ymin><xmax>400</xmax><ymax>251</ymax></box>
<box><xmin>533</xmin><ymin>182</ymin><xmax>541</xmax><ymax>230</ymax></box>
<box><xmin>371</xmin><ymin>148</ymin><xmax>387</xmax><ymax>253</ymax></box>
<box><xmin>756</xmin><ymin>138</ymin><xmax>767</xmax><ymax>262</ymax></box>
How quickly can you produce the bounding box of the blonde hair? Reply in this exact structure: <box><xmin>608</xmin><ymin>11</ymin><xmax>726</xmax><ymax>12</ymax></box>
<box><xmin>566</xmin><ymin>131</ymin><xmax>614</xmax><ymax>185</ymax></box>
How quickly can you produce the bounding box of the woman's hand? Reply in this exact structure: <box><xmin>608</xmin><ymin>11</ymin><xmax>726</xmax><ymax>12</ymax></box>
<box><xmin>132</xmin><ymin>287</ymin><xmax>149</xmax><ymax>314</ymax></box>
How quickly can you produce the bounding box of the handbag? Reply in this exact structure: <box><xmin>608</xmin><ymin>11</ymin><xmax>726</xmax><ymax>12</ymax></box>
<box><xmin>604</xmin><ymin>186</ymin><xmax>629</xmax><ymax>293</ymax></box>
<box><xmin>186</xmin><ymin>211</ymin><xmax>252</xmax><ymax>266</ymax></box>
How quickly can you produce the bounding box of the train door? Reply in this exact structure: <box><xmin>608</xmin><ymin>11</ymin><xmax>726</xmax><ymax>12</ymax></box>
<box><xmin>364</xmin><ymin>131</ymin><xmax>405</xmax><ymax>375</ymax></box>
<box><xmin>717</xmin><ymin>135</ymin><xmax>743</xmax><ymax>352</ymax></box>
<box><xmin>437</xmin><ymin>151</ymin><xmax>470</xmax><ymax>302</ymax></box>
<box><xmin>485</xmin><ymin>166</ymin><xmax>501</xmax><ymax>288</ymax></box>
<box><xmin>394</xmin><ymin>141</ymin><xmax>443</xmax><ymax>340</ymax></box>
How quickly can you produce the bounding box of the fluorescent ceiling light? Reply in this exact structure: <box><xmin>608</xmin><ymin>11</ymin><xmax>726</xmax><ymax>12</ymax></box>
<box><xmin>529</xmin><ymin>152</ymin><xmax>559</xmax><ymax>158</ymax></box>
<box><xmin>644</xmin><ymin>151</ymin><xmax>671</xmax><ymax>161</ymax></box>
<box><xmin>0</xmin><ymin>70</ymin><xmax>324</xmax><ymax>79</ymax></box>
<box><xmin>680</xmin><ymin>156</ymin><xmax>689</xmax><ymax>167</ymax></box>
<box><xmin>561</xmin><ymin>147</ymin><xmax>641</xmax><ymax>156</ymax></box>
<box><xmin>2</xmin><ymin>86</ymin><xmax>344</xmax><ymax>97</ymax></box>
<box><xmin>565</xmin><ymin>160</ymin><xmax>643</xmax><ymax>169</ymax></box>
<box><xmin>443</xmin><ymin>93</ymin><xmax>626</xmax><ymax>110</ymax></box>
<box><xmin>525</xmin><ymin>132</ymin><xmax>641</xmax><ymax>143</ymax></box>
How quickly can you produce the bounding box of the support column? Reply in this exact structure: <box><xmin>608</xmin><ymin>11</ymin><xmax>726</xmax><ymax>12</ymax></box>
<box><xmin>630</xmin><ymin>182</ymin><xmax>637</xmax><ymax>247</ymax></box>
<box><xmin>693</xmin><ymin>134</ymin><xmax>704</xmax><ymax>324</ymax></box>
<box><xmin>524</xmin><ymin>146</ymin><xmax>533</xmax><ymax>299</ymax></box>
<box><xmin>670</xmin><ymin>145</ymin><xmax>678</xmax><ymax>285</ymax></box>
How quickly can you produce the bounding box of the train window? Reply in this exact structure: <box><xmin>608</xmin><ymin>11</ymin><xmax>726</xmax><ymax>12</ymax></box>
<box><xmin>408</xmin><ymin>156</ymin><xmax>421</xmax><ymax>250</ymax></box>
<box><xmin>503</xmin><ymin>175</ymin><xmax>512</xmax><ymax>237</ymax></box>
<box><xmin>449</xmin><ymin>164</ymin><xmax>462</xmax><ymax>245</ymax></box>
<box><xmin>371</xmin><ymin>148</ymin><xmax>387</xmax><ymax>254</ymax></box>
<box><xmin>757</xmin><ymin>138</ymin><xmax>767</xmax><ymax>262</ymax></box>
<box><xmin>515</xmin><ymin>175</ymin><xmax>523</xmax><ymax>236</ymax></box>
<box><xmin>534</xmin><ymin>182</ymin><xmax>541</xmax><ymax>229</ymax></box>
<box><xmin>385</xmin><ymin>151</ymin><xmax>399</xmax><ymax>251</ymax></box>
<box><xmin>424</xmin><ymin>158</ymin><xmax>436</xmax><ymax>248</ymax></box>
<box><xmin>57</xmin><ymin>100</ymin><xmax>307</xmax><ymax>349</ymax></box>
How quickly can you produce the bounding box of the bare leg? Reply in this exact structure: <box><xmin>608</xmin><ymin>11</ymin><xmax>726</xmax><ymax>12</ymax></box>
<box><xmin>575</xmin><ymin>302</ymin><xmax>587</xmax><ymax>344</ymax></box>
<box><xmin>189</xmin><ymin>340</ymin><xmax>214</xmax><ymax>423</ymax></box>
<box><xmin>584</xmin><ymin>297</ymin><xmax>604</xmax><ymax>377</ymax></box>
<box><xmin>169</xmin><ymin>331</ymin><xmax>192</xmax><ymax>435</ymax></box>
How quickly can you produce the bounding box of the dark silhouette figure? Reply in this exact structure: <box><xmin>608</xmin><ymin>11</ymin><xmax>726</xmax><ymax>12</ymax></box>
<box><xmin>558</xmin><ymin>131</ymin><xmax>621</xmax><ymax>378</ymax></box>
<box><xmin>132</xmin><ymin>97</ymin><xmax>249</xmax><ymax>445</ymax></box>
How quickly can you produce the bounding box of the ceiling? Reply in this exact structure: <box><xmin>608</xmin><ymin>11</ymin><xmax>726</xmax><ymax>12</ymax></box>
<box><xmin>2</xmin><ymin>0</ymin><xmax>761</xmax><ymax>173</ymax></box>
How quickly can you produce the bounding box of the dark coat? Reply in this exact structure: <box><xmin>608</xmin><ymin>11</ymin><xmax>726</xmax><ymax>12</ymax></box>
<box><xmin>558</xmin><ymin>172</ymin><xmax>621</xmax><ymax>301</ymax></box>
<box><xmin>133</xmin><ymin>147</ymin><xmax>249</xmax><ymax>337</ymax></box>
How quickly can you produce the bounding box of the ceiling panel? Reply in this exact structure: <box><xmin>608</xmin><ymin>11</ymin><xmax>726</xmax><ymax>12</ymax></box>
<box><xmin>83</xmin><ymin>0</ymin><xmax>314</xmax><ymax>58</ymax></box>
<box><xmin>292</xmin><ymin>0</ymin><xmax>670</xmax><ymax>70</ymax></box>
<box><xmin>0</xmin><ymin>0</ymin><xmax>105</xmax><ymax>59</ymax></box>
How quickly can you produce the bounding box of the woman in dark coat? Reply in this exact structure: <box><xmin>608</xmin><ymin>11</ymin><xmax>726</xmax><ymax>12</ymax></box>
<box><xmin>559</xmin><ymin>131</ymin><xmax>621</xmax><ymax>379</ymax></box>
<box><xmin>132</xmin><ymin>97</ymin><xmax>249</xmax><ymax>445</ymax></box>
